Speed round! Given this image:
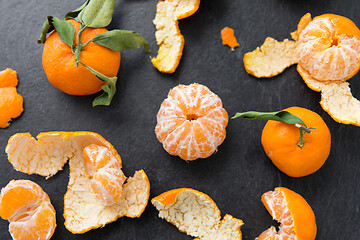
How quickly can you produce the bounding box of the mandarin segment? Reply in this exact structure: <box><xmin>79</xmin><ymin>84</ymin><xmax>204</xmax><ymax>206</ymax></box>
<box><xmin>0</xmin><ymin>180</ymin><xmax>56</xmax><ymax>240</ymax></box>
<box><xmin>152</xmin><ymin>188</ymin><xmax>244</xmax><ymax>240</ymax></box>
<box><xmin>155</xmin><ymin>83</ymin><xmax>228</xmax><ymax>160</ymax></box>
<box><xmin>258</xmin><ymin>187</ymin><xmax>316</xmax><ymax>240</ymax></box>
<box><xmin>5</xmin><ymin>132</ymin><xmax>150</xmax><ymax>234</ymax></box>
<box><xmin>84</xmin><ymin>144</ymin><xmax>126</xmax><ymax>205</ymax></box>
<box><xmin>243</xmin><ymin>37</ymin><xmax>298</xmax><ymax>78</ymax></box>
<box><xmin>0</xmin><ymin>68</ymin><xmax>23</xmax><ymax>128</ymax></box>
<box><xmin>152</xmin><ymin>0</ymin><xmax>200</xmax><ymax>73</ymax></box>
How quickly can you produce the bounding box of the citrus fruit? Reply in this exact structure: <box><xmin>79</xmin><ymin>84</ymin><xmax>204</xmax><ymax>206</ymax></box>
<box><xmin>0</xmin><ymin>68</ymin><xmax>23</xmax><ymax>128</ymax></box>
<box><xmin>155</xmin><ymin>83</ymin><xmax>228</xmax><ymax>160</ymax></box>
<box><xmin>221</xmin><ymin>27</ymin><xmax>239</xmax><ymax>51</ymax></box>
<box><xmin>152</xmin><ymin>188</ymin><xmax>244</xmax><ymax>239</ymax></box>
<box><xmin>152</xmin><ymin>0</ymin><xmax>200</xmax><ymax>73</ymax></box>
<box><xmin>0</xmin><ymin>180</ymin><xmax>56</xmax><ymax>240</ymax></box>
<box><xmin>5</xmin><ymin>132</ymin><xmax>150</xmax><ymax>234</ymax></box>
<box><xmin>83</xmin><ymin>144</ymin><xmax>126</xmax><ymax>205</ymax></box>
<box><xmin>297</xmin><ymin>14</ymin><xmax>360</xmax><ymax>81</ymax></box>
<box><xmin>257</xmin><ymin>187</ymin><xmax>316</xmax><ymax>240</ymax></box>
<box><xmin>261</xmin><ymin>107</ymin><xmax>331</xmax><ymax>177</ymax></box>
<box><xmin>243</xmin><ymin>37</ymin><xmax>297</xmax><ymax>78</ymax></box>
<box><xmin>42</xmin><ymin>19</ymin><xmax>121</xmax><ymax>95</ymax></box>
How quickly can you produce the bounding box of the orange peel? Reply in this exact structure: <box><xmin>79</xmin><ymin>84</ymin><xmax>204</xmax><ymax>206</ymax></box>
<box><xmin>221</xmin><ymin>27</ymin><xmax>239</xmax><ymax>51</ymax></box>
<box><xmin>0</xmin><ymin>180</ymin><xmax>56</xmax><ymax>240</ymax></box>
<box><xmin>243</xmin><ymin>37</ymin><xmax>297</xmax><ymax>78</ymax></box>
<box><xmin>5</xmin><ymin>132</ymin><xmax>150</xmax><ymax>234</ymax></box>
<box><xmin>152</xmin><ymin>0</ymin><xmax>200</xmax><ymax>73</ymax></box>
<box><xmin>298</xmin><ymin>65</ymin><xmax>360</xmax><ymax>126</ymax></box>
<box><xmin>0</xmin><ymin>68</ymin><xmax>23</xmax><ymax>128</ymax></box>
<box><xmin>257</xmin><ymin>187</ymin><xmax>317</xmax><ymax>240</ymax></box>
<box><xmin>291</xmin><ymin>13</ymin><xmax>312</xmax><ymax>41</ymax></box>
<box><xmin>152</xmin><ymin>188</ymin><xmax>244</xmax><ymax>239</ymax></box>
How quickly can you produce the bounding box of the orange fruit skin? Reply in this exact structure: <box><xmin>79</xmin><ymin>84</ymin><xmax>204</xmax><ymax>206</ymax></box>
<box><xmin>152</xmin><ymin>188</ymin><xmax>189</xmax><ymax>205</ymax></box>
<box><xmin>221</xmin><ymin>27</ymin><xmax>239</xmax><ymax>50</ymax></box>
<box><xmin>261</xmin><ymin>107</ymin><xmax>331</xmax><ymax>177</ymax></box>
<box><xmin>42</xmin><ymin>19</ymin><xmax>121</xmax><ymax>95</ymax></box>
<box><xmin>314</xmin><ymin>14</ymin><xmax>360</xmax><ymax>40</ymax></box>
<box><xmin>261</xmin><ymin>187</ymin><xmax>317</xmax><ymax>240</ymax></box>
<box><xmin>0</xmin><ymin>68</ymin><xmax>23</xmax><ymax>128</ymax></box>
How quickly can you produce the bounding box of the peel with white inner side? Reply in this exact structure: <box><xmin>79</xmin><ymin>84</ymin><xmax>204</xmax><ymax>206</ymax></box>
<box><xmin>152</xmin><ymin>188</ymin><xmax>244</xmax><ymax>240</ymax></box>
<box><xmin>243</xmin><ymin>37</ymin><xmax>298</xmax><ymax>78</ymax></box>
<box><xmin>5</xmin><ymin>132</ymin><xmax>150</xmax><ymax>234</ymax></box>
<box><xmin>152</xmin><ymin>0</ymin><xmax>200</xmax><ymax>73</ymax></box>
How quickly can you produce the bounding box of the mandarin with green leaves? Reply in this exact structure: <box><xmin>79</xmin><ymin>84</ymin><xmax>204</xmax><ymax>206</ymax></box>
<box><xmin>42</xmin><ymin>19</ymin><xmax>120</xmax><ymax>96</ymax></box>
<box><xmin>38</xmin><ymin>0</ymin><xmax>150</xmax><ymax>106</ymax></box>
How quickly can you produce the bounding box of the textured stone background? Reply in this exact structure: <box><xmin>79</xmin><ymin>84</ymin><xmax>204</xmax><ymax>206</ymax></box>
<box><xmin>0</xmin><ymin>0</ymin><xmax>359</xmax><ymax>239</ymax></box>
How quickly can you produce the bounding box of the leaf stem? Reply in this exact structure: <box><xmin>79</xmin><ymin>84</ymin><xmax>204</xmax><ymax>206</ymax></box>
<box><xmin>82</xmin><ymin>40</ymin><xmax>92</xmax><ymax>48</ymax></box>
<box><xmin>295</xmin><ymin>124</ymin><xmax>316</xmax><ymax>148</ymax></box>
<box><xmin>75</xmin><ymin>24</ymin><xmax>87</xmax><ymax>68</ymax></box>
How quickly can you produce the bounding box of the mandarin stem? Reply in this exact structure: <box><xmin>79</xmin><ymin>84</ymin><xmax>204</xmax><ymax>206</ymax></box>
<box><xmin>75</xmin><ymin>25</ymin><xmax>86</xmax><ymax>68</ymax></box>
<box><xmin>295</xmin><ymin>124</ymin><xmax>315</xmax><ymax>148</ymax></box>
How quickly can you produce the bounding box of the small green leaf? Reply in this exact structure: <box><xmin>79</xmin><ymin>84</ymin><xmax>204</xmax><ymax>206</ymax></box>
<box><xmin>91</xmin><ymin>30</ymin><xmax>151</xmax><ymax>52</ymax></box>
<box><xmin>65</xmin><ymin>0</ymin><xmax>90</xmax><ymax>20</ymax></box>
<box><xmin>78</xmin><ymin>0</ymin><xmax>116</xmax><ymax>28</ymax></box>
<box><xmin>232</xmin><ymin>110</ymin><xmax>307</xmax><ymax>127</ymax></box>
<box><xmin>93</xmin><ymin>84</ymin><xmax>116</xmax><ymax>106</ymax></box>
<box><xmin>37</xmin><ymin>17</ymin><xmax>54</xmax><ymax>44</ymax></box>
<box><xmin>50</xmin><ymin>17</ymin><xmax>76</xmax><ymax>48</ymax></box>
<box><xmin>79</xmin><ymin>62</ymin><xmax>117</xmax><ymax>106</ymax></box>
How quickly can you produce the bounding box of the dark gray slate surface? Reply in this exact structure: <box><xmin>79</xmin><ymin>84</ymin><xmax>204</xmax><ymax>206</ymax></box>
<box><xmin>0</xmin><ymin>0</ymin><xmax>359</xmax><ymax>239</ymax></box>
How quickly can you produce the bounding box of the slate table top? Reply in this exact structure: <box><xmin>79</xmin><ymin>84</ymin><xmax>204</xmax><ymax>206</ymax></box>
<box><xmin>1</xmin><ymin>0</ymin><xmax>360</xmax><ymax>239</ymax></box>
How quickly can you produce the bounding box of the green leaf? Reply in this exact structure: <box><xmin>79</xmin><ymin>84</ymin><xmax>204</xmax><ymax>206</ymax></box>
<box><xmin>231</xmin><ymin>110</ymin><xmax>307</xmax><ymax>127</ymax></box>
<box><xmin>78</xmin><ymin>0</ymin><xmax>116</xmax><ymax>28</ymax></box>
<box><xmin>37</xmin><ymin>16</ymin><xmax>75</xmax><ymax>47</ymax></box>
<box><xmin>65</xmin><ymin>0</ymin><xmax>90</xmax><ymax>20</ymax></box>
<box><xmin>79</xmin><ymin>62</ymin><xmax>117</xmax><ymax>106</ymax></box>
<box><xmin>91</xmin><ymin>30</ymin><xmax>151</xmax><ymax>52</ymax></box>
<box><xmin>37</xmin><ymin>17</ymin><xmax>54</xmax><ymax>44</ymax></box>
<box><xmin>50</xmin><ymin>17</ymin><xmax>76</xmax><ymax>48</ymax></box>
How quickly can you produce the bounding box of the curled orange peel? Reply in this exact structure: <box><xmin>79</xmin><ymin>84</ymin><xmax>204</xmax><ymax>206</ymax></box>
<box><xmin>0</xmin><ymin>68</ymin><xmax>23</xmax><ymax>128</ymax></box>
<box><xmin>152</xmin><ymin>0</ymin><xmax>201</xmax><ymax>73</ymax></box>
<box><xmin>298</xmin><ymin>65</ymin><xmax>360</xmax><ymax>126</ymax></box>
<box><xmin>243</xmin><ymin>37</ymin><xmax>297</xmax><ymax>78</ymax></box>
<box><xmin>5</xmin><ymin>131</ymin><xmax>150</xmax><ymax>234</ymax></box>
<box><xmin>152</xmin><ymin>188</ymin><xmax>244</xmax><ymax>240</ymax></box>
